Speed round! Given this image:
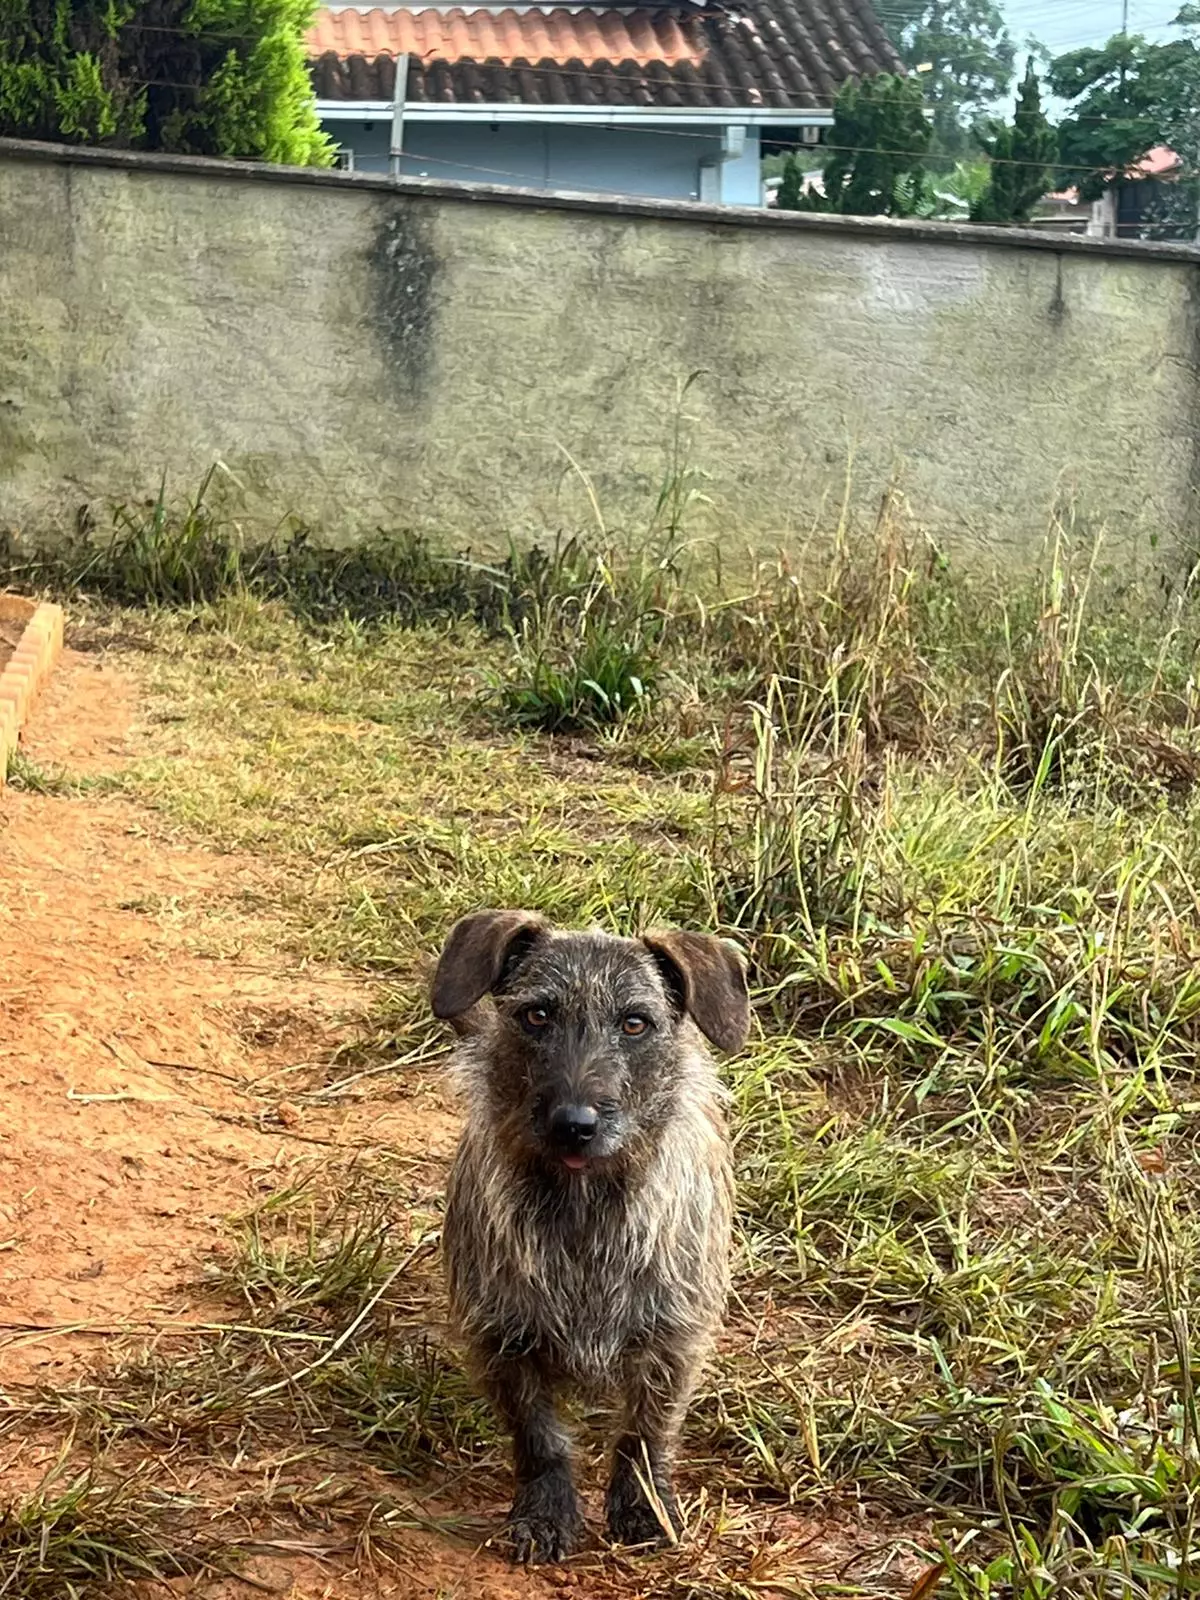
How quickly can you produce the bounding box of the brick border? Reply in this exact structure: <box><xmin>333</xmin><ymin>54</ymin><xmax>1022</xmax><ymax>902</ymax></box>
<box><xmin>0</xmin><ymin>596</ymin><xmax>65</xmax><ymax>786</ymax></box>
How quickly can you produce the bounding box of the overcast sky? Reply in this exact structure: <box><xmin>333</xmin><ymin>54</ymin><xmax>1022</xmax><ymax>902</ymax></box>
<box><xmin>1003</xmin><ymin>0</ymin><xmax>1181</xmax><ymax>54</ymax></box>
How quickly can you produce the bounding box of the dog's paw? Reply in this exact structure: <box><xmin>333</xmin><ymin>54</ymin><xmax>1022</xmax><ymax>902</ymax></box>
<box><xmin>605</xmin><ymin>1469</ymin><xmax>681</xmax><ymax>1550</ymax></box>
<box><xmin>507</xmin><ymin>1472</ymin><xmax>584</xmax><ymax>1564</ymax></box>
<box><xmin>509</xmin><ymin>1513</ymin><xmax>581</xmax><ymax>1564</ymax></box>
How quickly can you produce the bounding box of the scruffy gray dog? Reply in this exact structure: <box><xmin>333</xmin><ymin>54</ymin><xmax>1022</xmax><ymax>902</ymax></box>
<box><xmin>431</xmin><ymin>909</ymin><xmax>749</xmax><ymax>1564</ymax></box>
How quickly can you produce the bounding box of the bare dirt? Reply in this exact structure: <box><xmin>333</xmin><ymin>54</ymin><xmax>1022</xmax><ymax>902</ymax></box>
<box><xmin>0</xmin><ymin>645</ymin><xmax>923</xmax><ymax>1599</ymax></box>
<box><xmin>0</xmin><ymin>618</ymin><xmax>22</xmax><ymax>672</ymax></box>
<box><xmin>0</xmin><ymin>650</ymin><xmax>436</xmax><ymax>1380</ymax></box>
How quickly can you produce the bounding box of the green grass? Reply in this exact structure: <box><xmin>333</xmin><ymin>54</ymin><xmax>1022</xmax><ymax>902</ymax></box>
<box><xmin>3</xmin><ymin>750</ymin><xmax>92</xmax><ymax>796</ymax></box>
<box><xmin>0</xmin><ymin>1456</ymin><xmax>218</xmax><ymax>1596</ymax></box>
<box><xmin>10</xmin><ymin>483</ymin><xmax>1200</xmax><ymax>1594</ymax></box>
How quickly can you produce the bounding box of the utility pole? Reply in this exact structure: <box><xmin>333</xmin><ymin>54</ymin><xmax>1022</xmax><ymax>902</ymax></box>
<box><xmin>1121</xmin><ymin>0</ymin><xmax>1129</xmax><ymax>33</ymax></box>
<box><xmin>389</xmin><ymin>53</ymin><xmax>409</xmax><ymax>177</ymax></box>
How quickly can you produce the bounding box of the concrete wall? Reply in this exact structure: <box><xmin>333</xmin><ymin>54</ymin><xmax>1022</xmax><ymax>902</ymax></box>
<box><xmin>327</xmin><ymin>120</ymin><xmax>764</xmax><ymax>206</ymax></box>
<box><xmin>1</xmin><ymin>139</ymin><xmax>1198</xmax><ymax>566</ymax></box>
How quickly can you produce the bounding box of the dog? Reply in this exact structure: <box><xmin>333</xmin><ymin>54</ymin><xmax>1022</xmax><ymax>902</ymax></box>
<box><xmin>432</xmin><ymin>909</ymin><xmax>749</xmax><ymax>1563</ymax></box>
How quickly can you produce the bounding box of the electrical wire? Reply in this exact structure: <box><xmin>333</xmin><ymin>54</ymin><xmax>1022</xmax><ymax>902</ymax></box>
<box><xmin>119</xmin><ymin>73</ymin><xmax>1192</xmax><ymax>183</ymax></box>
<box><xmin>105</xmin><ymin>16</ymin><xmax>1196</xmax><ymax>131</ymax></box>
<box><xmin>121</xmin><ymin>65</ymin><xmax>1190</xmax><ymax>171</ymax></box>
<box><xmin>30</xmin><ymin>7</ymin><xmax>1198</xmax><ymax>182</ymax></box>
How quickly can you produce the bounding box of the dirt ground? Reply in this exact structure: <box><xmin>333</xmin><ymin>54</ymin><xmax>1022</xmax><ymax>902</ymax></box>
<box><xmin>0</xmin><ymin>645</ymin><xmax>922</xmax><ymax>1599</ymax></box>
<box><xmin>0</xmin><ymin>651</ymin><xmax>450</xmax><ymax>1373</ymax></box>
<box><xmin>0</xmin><ymin>618</ymin><xmax>22</xmax><ymax>671</ymax></box>
<box><xmin>0</xmin><ymin>649</ymin><xmax>524</xmax><ymax>1596</ymax></box>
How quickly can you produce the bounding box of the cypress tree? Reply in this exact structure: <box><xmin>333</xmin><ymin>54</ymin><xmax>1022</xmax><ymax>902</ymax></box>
<box><xmin>777</xmin><ymin>152</ymin><xmax>806</xmax><ymax>209</ymax></box>
<box><xmin>779</xmin><ymin>73</ymin><xmax>933</xmax><ymax>218</ymax></box>
<box><xmin>0</xmin><ymin>0</ymin><xmax>331</xmax><ymax>165</ymax></box>
<box><xmin>970</xmin><ymin>57</ymin><xmax>1057</xmax><ymax>224</ymax></box>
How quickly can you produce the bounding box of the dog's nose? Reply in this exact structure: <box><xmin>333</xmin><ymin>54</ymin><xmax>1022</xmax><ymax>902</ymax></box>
<box><xmin>548</xmin><ymin>1104</ymin><xmax>599</xmax><ymax>1149</ymax></box>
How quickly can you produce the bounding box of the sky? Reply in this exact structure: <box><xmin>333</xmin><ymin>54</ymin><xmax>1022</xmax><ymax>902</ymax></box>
<box><xmin>1003</xmin><ymin>0</ymin><xmax>1182</xmax><ymax>54</ymax></box>
<box><xmin>997</xmin><ymin>1</ymin><xmax>1186</xmax><ymax>121</ymax></box>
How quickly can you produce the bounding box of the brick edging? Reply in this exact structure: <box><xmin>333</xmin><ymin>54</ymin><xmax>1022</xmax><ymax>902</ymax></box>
<box><xmin>0</xmin><ymin>597</ymin><xmax>65</xmax><ymax>785</ymax></box>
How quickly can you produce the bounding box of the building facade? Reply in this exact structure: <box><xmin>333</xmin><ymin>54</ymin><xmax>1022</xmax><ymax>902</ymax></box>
<box><xmin>308</xmin><ymin>0</ymin><xmax>901</xmax><ymax>206</ymax></box>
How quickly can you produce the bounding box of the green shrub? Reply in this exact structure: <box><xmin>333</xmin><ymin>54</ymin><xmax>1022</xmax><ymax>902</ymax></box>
<box><xmin>0</xmin><ymin>0</ymin><xmax>332</xmax><ymax>164</ymax></box>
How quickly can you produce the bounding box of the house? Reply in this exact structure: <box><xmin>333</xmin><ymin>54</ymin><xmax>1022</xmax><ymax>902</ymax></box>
<box><xmin>1033</xmin><ymin>147</ymin><xmax>1188</xmax><ymax>240</ymax></box>
<box><xmin>307</xmin><ymin>0</ymin><xmax>901</xmax><ymax>206</ymax></box>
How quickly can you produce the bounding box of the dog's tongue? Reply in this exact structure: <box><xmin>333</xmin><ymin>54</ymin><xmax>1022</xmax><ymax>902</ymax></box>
<box><xmin>561</xmin><ymin>1154</ymin><xmax>589</xmax><ymax>1173</ymax></box>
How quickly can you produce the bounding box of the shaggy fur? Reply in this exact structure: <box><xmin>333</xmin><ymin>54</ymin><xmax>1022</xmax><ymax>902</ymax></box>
<box><xmin>432</xmin><ymin>911</ymin><xmax>749</xmax><ymax>1564</ymax></box>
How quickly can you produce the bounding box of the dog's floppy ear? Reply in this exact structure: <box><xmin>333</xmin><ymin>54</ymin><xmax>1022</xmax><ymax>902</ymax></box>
<box><xmin>641</xmin><ymin>929</ymin><xmax>750</xmax><ymax>1056</ymax></box>
<box><xmin>432</xmin><ymin>909</ymin><xmax>549</xmax><ymax>1022</ymax></box>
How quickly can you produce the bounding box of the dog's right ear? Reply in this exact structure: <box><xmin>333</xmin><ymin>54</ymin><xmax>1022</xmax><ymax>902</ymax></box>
<box><xmin>641</xmin><ymin>929</ymin><xmax>750</xmax><ymax>1056</ymax></box>
<box><xmin>431</xmin><ymin>909</ymin><xmax>549</xmax><ymax>1022</ymax></box>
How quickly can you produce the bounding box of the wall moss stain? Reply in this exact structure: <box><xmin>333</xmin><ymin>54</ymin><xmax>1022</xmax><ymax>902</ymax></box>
<box><xmin>371</xmin><ymin>204</ymin><xmax>438</xmax><ymax>407</ymax></box>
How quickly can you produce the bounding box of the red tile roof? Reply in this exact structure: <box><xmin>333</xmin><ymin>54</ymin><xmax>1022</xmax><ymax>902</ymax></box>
<box><xmin>311</xmin><ymin>7</ymin><xmax>706</xmax><ymax>67</ymax></box>
<box><xmin>1134</xmin><ymin>145</ymin><xmax>1181</xmax><ymax>179</ymax></box>
<box><xmin>1046</xmin><ymin>145</ymin><xmax>1183</xmax><ymax>203</ymax></box>
<box><xmin>308</xmin><ymin>0</ymin><xmax>902</xmax><ymax>112</ymax></box>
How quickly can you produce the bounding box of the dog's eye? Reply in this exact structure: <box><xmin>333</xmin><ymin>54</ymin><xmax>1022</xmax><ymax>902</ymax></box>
<box><xmin>622</xmin><ymin>1014</ymin><xmax>650</xmax><ymax>1037</ymax></box>
<box><xmin>523</xmin><ymin>1006</ymin><xmax>551</xmax><ymax>1030</ymax></box>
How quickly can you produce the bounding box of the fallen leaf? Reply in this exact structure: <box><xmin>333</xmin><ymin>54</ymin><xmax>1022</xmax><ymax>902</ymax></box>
<box><xmin>907</xmin><ymin>1563</ymin><xmax>947</xmax><ymax>1600</ymax></box>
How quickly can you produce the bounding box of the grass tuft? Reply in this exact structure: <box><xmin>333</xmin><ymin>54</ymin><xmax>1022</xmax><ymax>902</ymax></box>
<box><xmin>0</xmin><ymin>1455</ymin><xmax>217</xmax><ymax>1596</ymax></box>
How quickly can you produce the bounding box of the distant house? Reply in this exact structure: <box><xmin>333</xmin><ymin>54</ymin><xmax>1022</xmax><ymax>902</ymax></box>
<box><xmin>307</xmin><ymin>0</ymin><xmax>901</xmax><ymax>206</ymax></box>
<box><xmin>1034</xmin><ymin>147</ymin><xmax>1188</xmax><ymax>240</ymax></box>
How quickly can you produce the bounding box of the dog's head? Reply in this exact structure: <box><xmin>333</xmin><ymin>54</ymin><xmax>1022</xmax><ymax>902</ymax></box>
<box><xmin>432</xmin><ymin>911</ymin><xmax>750</xmax><ymax>1175</ymax></box>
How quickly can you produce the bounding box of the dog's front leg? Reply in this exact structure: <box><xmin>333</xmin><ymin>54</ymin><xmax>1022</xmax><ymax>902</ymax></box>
<box><xmin>606</xmin><ymin>1342</ymin><xmax>700</xmax><ymax>1548</ymax></box>
<box><xmin>482</xmin><ymin>1351</ymin><xmax>583</xmax><ymax>1563</ymax></box>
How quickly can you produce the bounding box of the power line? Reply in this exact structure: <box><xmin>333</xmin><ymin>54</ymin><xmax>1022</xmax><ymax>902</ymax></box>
<box><xmin>30</xmin><ymin>13</ymin><xmax>1200</xmax><ymax>158</ymax></box>
<box><xmin>125</xmin><ymin>74</ymin><xmax>1189</xmax><ymax>183</ymax></box>
<box><xmin>109</xmin><ymin>15</ymin><xmax>1196</xmax><ymax>124</ymax></box>
<box><xmin>319</xmin><ymin>60</ymin><xmax>1186</xmax><ymax>129</ymax></box>
<box><xmin>119</xmin><ymin>49</ymin><xmax>1191</xmax><ymax>145</ymax></box>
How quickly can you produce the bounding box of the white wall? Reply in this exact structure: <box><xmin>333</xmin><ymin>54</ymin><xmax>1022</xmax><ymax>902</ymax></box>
<box><xmin>329</xmin><ymin>119</ymin><xmax>762</xmax><ymax>204</ymax></box>
<box><xmin>715</xmin><ymin>131</ymin><xmax>762</xmax><ymax>206</ymax></box>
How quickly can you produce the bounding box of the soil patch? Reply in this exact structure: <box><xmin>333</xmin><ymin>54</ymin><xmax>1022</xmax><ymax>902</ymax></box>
<box><xmin>0</xmin><ymin>617</ymin><xmax>22</xmax><ymax>672</ymax></box>
<box><xmin>0</xmin><ymin>649</ymin><xmax>424</xmax><ymax>1385</ymax></box>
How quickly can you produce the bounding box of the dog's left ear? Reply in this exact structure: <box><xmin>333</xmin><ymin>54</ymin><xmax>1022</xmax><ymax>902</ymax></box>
<box><xmin>432</xmin><ymin>909</ymin><xmax>549</xmax><ymax>1023</ymax></box>
<box><xmin>641</xmin><ymin>929</ymin><xmax>750</xmax><ymax>1055</ymax></box>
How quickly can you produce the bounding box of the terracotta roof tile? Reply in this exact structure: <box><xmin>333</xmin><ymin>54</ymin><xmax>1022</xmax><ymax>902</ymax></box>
<box><xmin>310</xmin><ymin>7</ymin><xmax>706</xmax><ymax>68</ymax></box>
<box><xmin>308</xmin><ymin>1</ymin><xmax>901</xmax><ymax>111</ymax></box>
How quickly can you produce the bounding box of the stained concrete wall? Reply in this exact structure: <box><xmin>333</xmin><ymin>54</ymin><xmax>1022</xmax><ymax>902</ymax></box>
<box><xmin>1</xmin><ymin>137</ymin><xmax>1198</xmax><ymax>565</ymax></box>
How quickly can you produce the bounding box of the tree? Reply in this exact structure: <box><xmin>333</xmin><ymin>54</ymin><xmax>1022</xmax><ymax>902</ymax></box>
<box><xmin>1143</xmin><ymin>4</ymin><xmax>1200</xmax><ymax>239</ymax></box>
<box><xmin>1047</xmin><ymin>32</ymin><xmax>1193</xmax><ymax>202</ymax></box>
<box><xmin>0</xmin><ymin>0</ymin><xmax>332</xmax><ymax>165</ymax></box>
<box><xmin>1047</xmin><ymin>23</ymin><xmax>1200</xmax><ymax>238</ymax></box>
<box><xmin>883</xmin><ymin>0</ymin><xmax>1015</xmax><ymax>154</ymax></box>
<box><xmin>776</xmin><ymin>152</ymin><xmax>806</xmax><ymax>210</ymax></box>
<box><xmin>969</xmin><ymin>57</ymin><xmax>1057</xmax><ymax>224</ymax></box>
<box><xmin>779</xmin><ymin>73</ymin><xmax>933</xmax><ymax>218</ymax></box>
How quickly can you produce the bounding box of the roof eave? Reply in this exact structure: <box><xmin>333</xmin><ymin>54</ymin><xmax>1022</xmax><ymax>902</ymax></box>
<box><xmin>316</xmin><ymin>99</ymin><xmax>834</xmax><ymax>123</ymax></box>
